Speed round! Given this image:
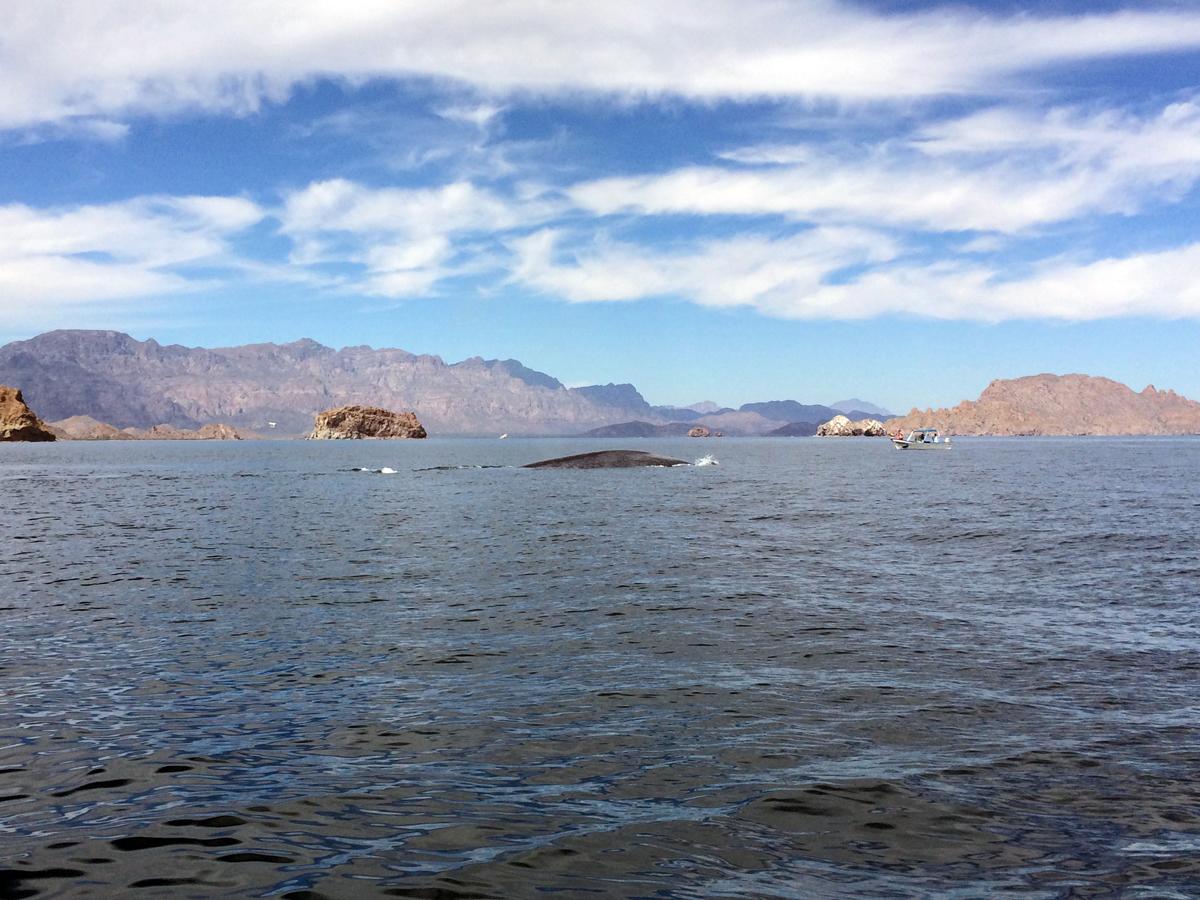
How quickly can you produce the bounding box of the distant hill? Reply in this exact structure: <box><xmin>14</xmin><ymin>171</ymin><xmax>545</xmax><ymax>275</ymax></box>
<box><xmin>887</xmin><ymin>374</ymin><xmax>1200</xmax><ymax>435</ymax></box>
<box><xmin>739</xmin><ymin>400</ymin><xmax>880</xmax><ymax>424</ymax></box>
<box><xmin>765</xmin><ymin>421</ymin><xmax>820</xmax><ymax>437</ymax></box>
<box><xmin>580</xmin><ymin>420</ymin><xmax>697</xmax><ymax>438</ymax></box>
<box><xmin>832</xmin><ymin>398</ymin><xmax>894</xmax><ymax>418</ymax></box>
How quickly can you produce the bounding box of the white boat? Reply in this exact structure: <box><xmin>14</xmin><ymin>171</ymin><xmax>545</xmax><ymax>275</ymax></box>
<box><xmin>891</xmin><ymin>428</ymin><xmax>951</xmax><ymax>450</ymax></box>
<box><xmin>499</xmin><ymin>433</ymin><xmax>509</xmax><ymax>439</ymax></box>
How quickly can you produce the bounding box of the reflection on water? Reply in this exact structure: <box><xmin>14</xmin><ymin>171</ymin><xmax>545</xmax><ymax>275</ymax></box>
<box><xmin>1</xmin><ymin>437</ymin><xmax>1199</xmax><ymax>898</ymax></box>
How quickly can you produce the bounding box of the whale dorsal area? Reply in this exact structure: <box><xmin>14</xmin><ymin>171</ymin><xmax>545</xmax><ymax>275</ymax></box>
<box><xmin>523</xmin><ymin>449</ymin><xmax>690</xmax><ymax>469</ymax></box>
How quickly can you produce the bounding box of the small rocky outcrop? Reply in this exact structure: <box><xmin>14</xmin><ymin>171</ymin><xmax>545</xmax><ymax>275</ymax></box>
<box><xmin>0</xmin><ymin>386</ymin><xmax>56</xmax><ymax>441</ymax></box>
<box><xmin>816</xmin><ymin>415</ymin><xmax>887</xmax><ymax>437</ymax></box>
<box><xmin>687</xmin><ymin>425</ymin><xmax>711</xmax><ymax>437</ymax></box>
<box><xmin>308</xmin><ymin>405</ymin><xmax>427</xmax><ymax>440</ymax></box>
<box><xmin>123</xmin><ymin>423</ymin><xmax>243</xmax><ymax>440</ymax></box>
<box><xmin>195</xmin><ymin>423</ymin><xmax>242</xmax><ymax>440</ymax></box>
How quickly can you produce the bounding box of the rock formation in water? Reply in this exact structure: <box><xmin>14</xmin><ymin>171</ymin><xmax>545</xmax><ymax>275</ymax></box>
<box><xmin>816</xmin><ymin>415</ymin><xmax>887</xmax><ymax>436</ymax></box>
<box><xmin>308</xmin><ymin>406</ymin><xmax>427</xmax><ymax>440</ymax></box>
<box><xmin>0</xmin><ymin>385</ymin><xmax>56</xmax><ymax>441</ymax></box>
<box><xmin>687</xmin><ymin>426</ymin><xmax>711</xmax><ymax>437</ymax></box>
<box><xmin>523</xmin><ymin>450</ymin><xmax>689</xmax><ymax>469</ymax></box>
<box><xmin>886</xmin><ymin>374</ymin><xmax>1200</xmax><ymax>436</ymax></box>
<box><xmin>123</xmin><ymin>423</ymin><xmax>243</xmax><ymax>440</ymax></box>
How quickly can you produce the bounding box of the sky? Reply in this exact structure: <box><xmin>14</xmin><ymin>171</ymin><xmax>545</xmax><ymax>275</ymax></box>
<box><xmin>2</xmin><ymin>1</ymin><xmax>1200</xmax><ymax>412</ymax></box>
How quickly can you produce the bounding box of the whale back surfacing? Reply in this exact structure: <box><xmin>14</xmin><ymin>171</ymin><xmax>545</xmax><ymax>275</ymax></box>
<box><xmin>523</xmin><ymin>449</ymin><xmax>689</xmax><ymax>469</ymax></box>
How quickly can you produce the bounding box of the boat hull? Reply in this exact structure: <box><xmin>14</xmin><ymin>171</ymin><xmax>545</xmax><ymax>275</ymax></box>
<box><xmin>891</xmin><ymin>439</ymin><xmax>951</xmax><ymax>450</ymax></box>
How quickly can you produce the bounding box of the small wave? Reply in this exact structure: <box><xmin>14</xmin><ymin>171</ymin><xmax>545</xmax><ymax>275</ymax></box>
<box><xmin>694</xmin><ymin>455</ymin><xmax>720</xmax><ymax>466</ymax></box>
<box><xmin>350</xmin><ymin>466</ymin><xmax>398</xmax><ymax>474</ymax></box>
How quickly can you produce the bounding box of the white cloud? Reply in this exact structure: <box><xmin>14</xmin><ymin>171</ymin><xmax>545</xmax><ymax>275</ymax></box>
<box><xmin>0</xmin><ymin>195</ymin><xmax>264</xmax><ymax>319</ymax></box>
<box><xmin>280</xmin><ymin>179</ymin><xmax>529</xmax><ymax>238</ymax></box>
<box><xmin>436</xmin><ymin>103</ymin><xmax>505</xmax><ymax>131</ymax></box>
<box><xmin>511</xmin><ymin>227</ymin><xmax>1200</xmax><ymax>321</ymax></box>
<box><xmin>4</xmin><ymin>2</ymin><xmax>1200</xmax><ymax>129</ymax></box>
<box><xmin>511</xmin><ymin>227</ymin><xmax>900</xmax><ymax>307</ymax></box>
<box><xmin>280</xmin><ymin>178</ymin><xmax>561</xmax><ymax>297</ymax></box>
<box><xmin>795</xmin><ymin>243</ymin><xmax>1200</xmax><ymax>321</ymax></box>
<box><xmin>568</xmin><ymin>98</ymin><xmax>1200</xmax><ymax>233</ymax></box>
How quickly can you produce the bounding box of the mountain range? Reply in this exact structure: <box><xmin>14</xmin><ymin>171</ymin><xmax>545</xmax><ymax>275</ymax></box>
<box><xmin>0</xmin><ymin>331</ymin><xmax>884</xmax><ymax>436</ymax></box>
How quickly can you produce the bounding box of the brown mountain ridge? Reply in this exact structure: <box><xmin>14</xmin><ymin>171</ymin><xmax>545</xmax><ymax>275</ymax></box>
<box><xmin>0</xmin><ymin>330</ymin><xmax>880</xmax><ymax>436</ymax></box>
<box><xmin>887</xmin><ymin>374</ymin><xmax>1200</xmax><ymax>436</ymax></box>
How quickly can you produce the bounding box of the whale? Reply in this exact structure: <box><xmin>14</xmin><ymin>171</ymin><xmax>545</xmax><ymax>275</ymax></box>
<box><xmin>523</xmin><ymin>449</ymin><xmax>690</xmax><ymax>469</ymax></box>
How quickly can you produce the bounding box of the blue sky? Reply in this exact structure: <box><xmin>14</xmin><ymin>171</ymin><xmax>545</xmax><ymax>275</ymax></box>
<box><xmin>2</xmin><ymin>1</ymin><xmax>1200</xmax><ymax>412</ymax></box>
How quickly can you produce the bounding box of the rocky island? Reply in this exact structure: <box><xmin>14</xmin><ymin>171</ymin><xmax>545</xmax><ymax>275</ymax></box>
<box><xmin>0</xmin><ymin>386</ymin><xmax>57</xmax><ymax>441</ymax></box>
<box><xmin>309</xmin><ymin>405</ymin><xmax>427</xmax><ymax>440</ymax></box>
<box><xmin>816</xmin><ymin>415</ymin><xmax>887</xmax><ymax>436</ymax></box>
<box><xmin>886</xmin><ymin>374</ymin><xmax>1200</xmax><ymax>436</ymax></box>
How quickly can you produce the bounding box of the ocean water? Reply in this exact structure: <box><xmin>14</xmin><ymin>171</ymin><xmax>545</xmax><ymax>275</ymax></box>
<box><xmin>2</xmin><ymin>437</ymin><xmax>1199</xmax><ymax>899</ymax></box>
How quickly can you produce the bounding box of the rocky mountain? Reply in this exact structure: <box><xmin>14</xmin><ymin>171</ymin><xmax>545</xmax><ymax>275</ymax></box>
<box><xmin>0</xmin><ymin>328</ymin><xmax>915</xmax><ymax>437</ymax></box>
<box><xmin>0</xmin><ymin>331</ymin><xmax>670</xmax><ymax>436</ymax></box>
<box><xmin>887</xmin><ymin>374</ymin><xmax>1200</xmax><ymax>435</ymax></box>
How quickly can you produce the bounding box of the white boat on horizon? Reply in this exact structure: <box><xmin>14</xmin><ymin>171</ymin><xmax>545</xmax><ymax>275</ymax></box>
<box><xmin>891</xmin><ymin>428</ymin><xmax>951</xmax><ymax>450</ymax></box>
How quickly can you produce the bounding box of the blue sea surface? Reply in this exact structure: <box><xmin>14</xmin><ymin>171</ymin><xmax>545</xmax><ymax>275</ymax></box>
<box><xmin>1</xmin><ymin>437</ymin><xmax>1199</xmax><ymax>898</ymax></box>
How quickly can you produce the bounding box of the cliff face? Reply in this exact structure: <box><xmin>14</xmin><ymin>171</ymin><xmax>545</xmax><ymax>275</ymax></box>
<box><xmin>308</xmin><ymin>406</ymin><xmax>427</xmax><ymax>440</ymax></box>
<box><xmin>0</xmin><ymin>386</ymin><xmax>56</xmax><ymax>441</ymax></box>
<box><xmin>0</xmin><ymin>331</ymin><xmax>662</xmax><ymax>436</ymax></box>
<box><xmin>887</xmin><ymin>374</ymin><xmax>1200</xmax><ymax>436</ymax></box>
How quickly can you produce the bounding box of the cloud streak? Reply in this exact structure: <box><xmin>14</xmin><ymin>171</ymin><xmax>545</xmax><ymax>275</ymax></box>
<box><xmin>570</xmin><ymin>99</ymin><xmax>1200</xmax><ymax>233</ymax></box>
<box><xmin>510</xmin><ymin>230</ymin><xmax>1200</xmax><ymax>322</ymax></box>
<box><xmin>0</xmin><ymin>195</ymin><xmax>263</xmax><ymax>328</ymax></box>
<box><xmin>4</xmin><ymin>2</ymin><xmax>1200</xmax><ymax>129</ymax></box>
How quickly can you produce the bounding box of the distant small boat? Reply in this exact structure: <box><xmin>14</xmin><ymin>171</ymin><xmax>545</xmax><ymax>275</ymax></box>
<box><xmin>499</xmin><ymin>433</ymin><xmax>509</xmax><ymax>439</ymax></box>
<box><xmin>892</xmin><ymin>428</ymin><xmax>951</xmax><ymax>450</ymax></box>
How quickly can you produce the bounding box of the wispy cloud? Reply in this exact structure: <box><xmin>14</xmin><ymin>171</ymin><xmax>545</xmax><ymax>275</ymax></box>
<box><xmin>4</xmin><ymin>2</ymin><xmax>1200</xmax><ymax>130</ymax></box>
<box><xmin>0</xmin><ymin>195</ymin><xmax>263</xmax><ymax>327</ymax></box>
<box><xmin>511</xmin><ymin>227</ymin><xmax>900</xmax><ymax>307</ymax></box>
<box><xmin>569</xmin><ymin>98</ymin><xmax>1200</xmax><ymax>233</ymax></box>
<box><xmin>279</xmin><ymin>178</ymin><xmax>563</xmax><ymax>297</ymax></box>
<box><xmin>510</xmin><ymin>229</ymin><xmax>1200</xmax><ymax>321</ymax></box>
